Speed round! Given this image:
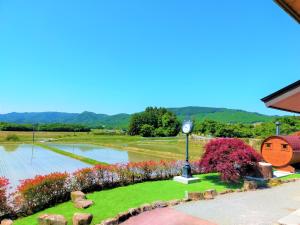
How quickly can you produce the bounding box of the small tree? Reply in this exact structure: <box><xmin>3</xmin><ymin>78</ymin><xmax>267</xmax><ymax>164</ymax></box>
<box><xmin>199</xmin><ymin>138</ymin><xmax>262</xmax><ymax>183</ymax></box>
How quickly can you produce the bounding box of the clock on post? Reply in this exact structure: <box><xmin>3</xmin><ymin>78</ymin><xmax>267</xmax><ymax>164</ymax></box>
<box><xmin>173</xmin><ymin>120</ymin><xmax>200</xmax><ymax>184</ymax></box>
<box><xmin>182</xmin><ymin>120</ymin><xmax>193</xmax><ymax>178</ymax></box>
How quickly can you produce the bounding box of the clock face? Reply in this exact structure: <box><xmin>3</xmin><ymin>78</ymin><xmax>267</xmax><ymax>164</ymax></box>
<box><xmin>182</xmin><ymin>121</ymin><xmax>193</xmax><ymax>134</ymax></box>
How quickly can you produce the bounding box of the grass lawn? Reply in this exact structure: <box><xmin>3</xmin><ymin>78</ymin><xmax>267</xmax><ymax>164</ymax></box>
<box><xmin>14</xmin><ymin>173</ymin><xmax>242</xmax><ymax>225</ymax></box>
<box><xmin>280</xmin><ymin>173</ymin><xmax>300</xmax><ymax>180</ymax></box>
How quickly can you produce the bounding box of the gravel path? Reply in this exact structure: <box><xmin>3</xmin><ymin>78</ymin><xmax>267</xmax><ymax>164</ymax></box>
<box><xmin>174</xmin><ymin>181</ymin><xmax>300</xmax><ymax>225</ymax></box>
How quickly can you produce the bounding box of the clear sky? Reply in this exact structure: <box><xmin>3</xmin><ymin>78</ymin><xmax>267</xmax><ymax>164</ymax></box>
<box><xmin>0</xmin><ymin>0</ymin><xmax>299</xmax><ymax>116</ymax></box>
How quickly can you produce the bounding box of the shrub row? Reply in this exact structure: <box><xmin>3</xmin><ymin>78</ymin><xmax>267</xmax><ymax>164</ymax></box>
<box><xmin>0</xmin><ymin>160</ymin><xmax>201</xmax><ymax>218</ymax></box>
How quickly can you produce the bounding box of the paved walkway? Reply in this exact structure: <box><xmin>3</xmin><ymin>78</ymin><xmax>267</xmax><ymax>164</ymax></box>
<box><xmin>122</xmin><ymin>208</ymin><xmax>216</xmax><ymax>225</ymax></box>
<box><xmin>121</xmin><ymin>181</ymin><xmax>300</xmax><ymax>225</ymax></box>
<box><xmin>175</xmin><ymin>181</ymin><xmax>300</xmax><ymax>225</ymax></box>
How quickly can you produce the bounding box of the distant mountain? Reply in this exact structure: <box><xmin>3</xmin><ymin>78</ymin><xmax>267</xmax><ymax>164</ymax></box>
<box><xmin>0</xmin><ymin>107</ymin><xmax>277</xmax><ymax>129</ymax></box>
<box><xmin>168</xmin><ymin>107</ymin><xmax>276</xmax><ymax>124</ymax></box>
<box><xmin>0</xmin><ymin>111</ymin><xmax>131</xmax><ymax>129</ymax></box>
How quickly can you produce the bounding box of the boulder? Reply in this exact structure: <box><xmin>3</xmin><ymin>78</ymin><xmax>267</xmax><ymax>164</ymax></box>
<box><xmin>0</xmin><ymin>219</ymin><xmax>13</xmax><ymax>225</ymax></box>
<box><xmin>128</xmin><ymin>207</ymin><xmax>141</xmax><ymax>216</ymax></box>
<box><xmin>74</xmin><ymin>200</ymin><xmax>94</xmax><ymax>209</ymax></box>
<box><xmin>268</xmin><ymin>178</ymin><xmax>282</xmax><ymax>187</ymax></box>
<box><xmin>117</xmin><ymin>211</ymin><xmax>130</xmax><ymax>223</ymax></box>
<box><xmin>139</xmin><ymin>204</ymin><xmax>152</xmax><ymax>212</ymax></box>
<box><xmin>219</xmin><ymin>190</ymin><xmax>234</xmax><ymax>195</ymax></box>
<box><xmin>38</xmin><ymin>214</ymin><xmax>67</xmax><ymax>225</ymax></box>
<box><xmin>257</xmin><ymin>162</ymin><xmax>273</xmax><ymax>179</ymax></box>
<box><xmin>204</xmin><ymin>189</ymin><xmax>217</xmax><ymax>200</ymax></box>
<box><xmin>99</xmin><ymin>218</ymin><xmax>118</xmax><ymax>225</ymax></box>
<box><xmin>168</xmin><ymin>199</ymin><xmax>181</xmax><ymax>206</ymax></box>
<box><xmin>243</xmin><ymin>180</ymin><xmax>258</xmax><ymax>190</ymax></box>
<box><xmin>185</xmin><ymin>191</ymin><xmax>204</xmax><ymax>201</ymax></box>
<box><xmin>152</xmin><ymin>201</ymin><xmax>168</xmax><ymax>208</ymax></box>
<box><xmin>71</xmin><ymin>191</ymin><xmax>86</xmax><ymax>202</ymax></box>
<box><xmin>72</xmin><ymin>213</ymin><xmax>93</xmax><ymax>225</ymax></box>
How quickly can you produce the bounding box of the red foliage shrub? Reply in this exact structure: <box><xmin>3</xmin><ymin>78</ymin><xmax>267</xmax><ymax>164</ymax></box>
<box><xmin>16</xmin><ymin>172</ymin><xmax>69</xmax><ymax>214</ymax></box>
<box><xmin>199</xmin><ymin>138</ymin><xmax>262</xmax><ymax>183</ymax></box>
<box><xmin>0</xmin><ymin>177</ymin><xmax>9</xmax><ymax>216</ymax></box>
<box><xmin>73</xmin><ymin>167</ymin><xmax>96</xmax><ymax>192</ymax></box>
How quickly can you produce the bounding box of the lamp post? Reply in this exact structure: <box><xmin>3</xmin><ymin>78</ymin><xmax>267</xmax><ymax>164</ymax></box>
<box><xmin>276</xmin><ymin>121</ymin><xmax>281</xmax><ymax>135</ymax></box>
<box><xmin>182</xmin><ymin>120</ymin><xmax>193</xmax><ymax>178</ymax></box>
<box><xmin>32</xmin><ymin>123</ymin><xmax>38</xmax><ymax>143</ymax></box>
<box><xmin>32</xmin><ymin>124</ymin><xmax>35</xmax><ymax>144</ymax></box>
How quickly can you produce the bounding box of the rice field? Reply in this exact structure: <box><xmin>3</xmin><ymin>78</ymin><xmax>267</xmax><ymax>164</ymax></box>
<box><xmin>47</xmin><ymin>143</ymin><xmax>164</xmax><ymax>164</ymax></box>
<box><xmin>0</xmin><ymin>144</ymin><xmax>89</xmax><ymax>188</ymax></box>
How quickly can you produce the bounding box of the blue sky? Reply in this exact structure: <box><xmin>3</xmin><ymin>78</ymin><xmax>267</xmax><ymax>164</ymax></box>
<box><xmin>0</xmin><ymin>0</ymin><xmax>299</xmax><ymax>116</ymax></box>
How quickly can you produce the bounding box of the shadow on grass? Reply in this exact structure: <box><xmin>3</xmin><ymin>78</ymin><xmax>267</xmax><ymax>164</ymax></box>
<box><xmin>202</xmin><ymin>174</ymin><xmax>243</xmax><ymax>190</ymax></box>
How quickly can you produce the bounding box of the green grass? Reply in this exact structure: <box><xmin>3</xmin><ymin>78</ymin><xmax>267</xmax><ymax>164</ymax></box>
<box><xmin>280</xmin><ymin>173</ymin><xmax>300</xmax><ymax>180</ymax></box>
<box><xmin>14</xmin><ymin>173</ymin><xmax>242</xmax><ymax>225</ymax></box>
<box><xmin>36</xmin><ymin>143</ymin><xmax>108</xmax><ymax>166</ymax></box>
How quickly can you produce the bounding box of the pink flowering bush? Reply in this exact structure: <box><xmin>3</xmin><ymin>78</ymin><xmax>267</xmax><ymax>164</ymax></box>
<box><xmin>199</xmin><ymin>138</ymin><xmax>262</xmax><ymax>183</ymax></box>
<box><xmin>74</xmin><ymin>160</ymin><xmax>183</xmax><ymax>191</ymax></box>
<box><xmin>0</xmin><ymin>177</ymin><xmax>10</xmax><ymax>217</ymax></box>
<box><xmin>73</xmin><ymin>167</ymin><xmax>97</xmax><ymax>192</ymax></box>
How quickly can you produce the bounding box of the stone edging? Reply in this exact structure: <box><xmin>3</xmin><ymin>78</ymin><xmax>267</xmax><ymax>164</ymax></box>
<box><xmin>97</xmin><ymin>178</ymin><xmax>300</xmax><ymax>225</ymax></box>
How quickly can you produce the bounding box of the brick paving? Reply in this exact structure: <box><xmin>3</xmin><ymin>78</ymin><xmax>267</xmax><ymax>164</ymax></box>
<box><xmin>121</xmin><ymin>208</ymin><xmax>217</xmax><ymax>225</ymax></box>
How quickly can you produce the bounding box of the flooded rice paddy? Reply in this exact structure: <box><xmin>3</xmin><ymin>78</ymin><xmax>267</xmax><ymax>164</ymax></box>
<box><xmin>47</xmin><ymin>143</ymin><xmax>163</xmax><ymax>164</ymax></box>
<box><xmin>0</xmin><ymin>144</ymin><xmax>89</xmax><ymax>188</ymax></box>
<box><xmin>0</xmin><ymin>143</ymin><xmax>163</xmax><ymax>188</ymax></box>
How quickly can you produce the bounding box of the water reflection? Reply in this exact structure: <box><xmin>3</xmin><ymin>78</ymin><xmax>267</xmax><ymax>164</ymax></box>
<box><xmin>47</xmin><ymin>143</ymin><xmax>163</xmax><ymax>164</ymax></box>
<box><xmin>0</xmin><ymin>144</ymin><xmax>89</xmax><ymax>188</ymax></box>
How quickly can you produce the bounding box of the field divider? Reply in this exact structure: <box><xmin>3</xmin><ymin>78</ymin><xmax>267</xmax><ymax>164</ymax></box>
<box><xmin>35</xmin><ymin>143</ymin><xmax>108</xmax><ymax>166</ymax></box>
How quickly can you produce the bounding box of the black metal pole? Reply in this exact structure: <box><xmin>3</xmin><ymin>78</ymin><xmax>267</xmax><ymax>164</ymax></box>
<box><xmin>186</xmin><ymin>134</ymin><xmax>189</xmax><ymax>162</ymax></box>
<box><xmin>32</xmin><ymin>124</ymin><xmax>35</xmax><ymax>143</ymax></box>
<box><xmin>182</xmin><ymin>133</ymin><xmax>192</xmax><ymax>178</ymax></box>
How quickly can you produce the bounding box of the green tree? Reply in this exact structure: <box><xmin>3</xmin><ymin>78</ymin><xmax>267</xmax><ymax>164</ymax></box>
<box><xmin>128</xmin><ymin>107</ymin><xmax>180</xmax><ymax>137</ymax></box>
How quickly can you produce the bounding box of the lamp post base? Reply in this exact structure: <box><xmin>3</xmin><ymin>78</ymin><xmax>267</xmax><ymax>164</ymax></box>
<box><xmin>173</xmin><ymin>176</ymin><xmax>200</xmax><ymax>184</ymax></box>
<box><xmin>182</xmin><ymin>162</ymin><xmax>192</xmax><ymax>178</ymax></box>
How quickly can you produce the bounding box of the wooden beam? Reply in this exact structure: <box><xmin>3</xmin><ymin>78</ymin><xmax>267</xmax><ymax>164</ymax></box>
<box><xmin>274</xmin><ymin>0</ymin><xmax>300</xmax><ymax>23</ymax></box>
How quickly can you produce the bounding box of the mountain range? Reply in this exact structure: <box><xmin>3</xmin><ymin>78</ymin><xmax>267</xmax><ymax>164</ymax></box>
<box><xmin>0</xmin><ymin>107</ymin><xmax>277</xmax><ymax>129</ymax></box>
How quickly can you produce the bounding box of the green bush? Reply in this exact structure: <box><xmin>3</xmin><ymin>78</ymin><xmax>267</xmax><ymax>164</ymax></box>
<box><xmin>5</xmin><ymin>134</ymin><xmax>20</xmax><ymax>142</ymax></box>
<box><xmin>140</xmin><ymin>124</ymin><xmax>155</xmax><ymax>137</ymax></box>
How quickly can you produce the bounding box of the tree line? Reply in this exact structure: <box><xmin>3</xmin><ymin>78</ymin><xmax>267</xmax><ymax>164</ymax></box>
<box><xmin>128</xmin><ymin>107</ymin><xmax>300</xmax><ymax>138</ymax></box>
<box><xmin>0</xmin><ymin>122</ymin><xmax>91</xmax><ymax>132</ymax></box>
<box><xmin>1</xmin><ymin>108</ymin><xmax>299</xmax><ymax>138</ymax></box>
<box><xmin>194</xmin><ymin>116</ymin><xmax>300</xmax><ymax>138</ymax></box>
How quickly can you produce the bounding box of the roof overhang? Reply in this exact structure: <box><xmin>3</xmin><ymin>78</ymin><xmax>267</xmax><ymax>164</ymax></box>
<box><xmin>261</xmin><ymin>80</ymin><xmax>300</xmax><ymax>113</ymax></box>
<box><xmin>274</xmin><ymin>0</ymin><xmax>300</xmax><ymax>23</ymax></box>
